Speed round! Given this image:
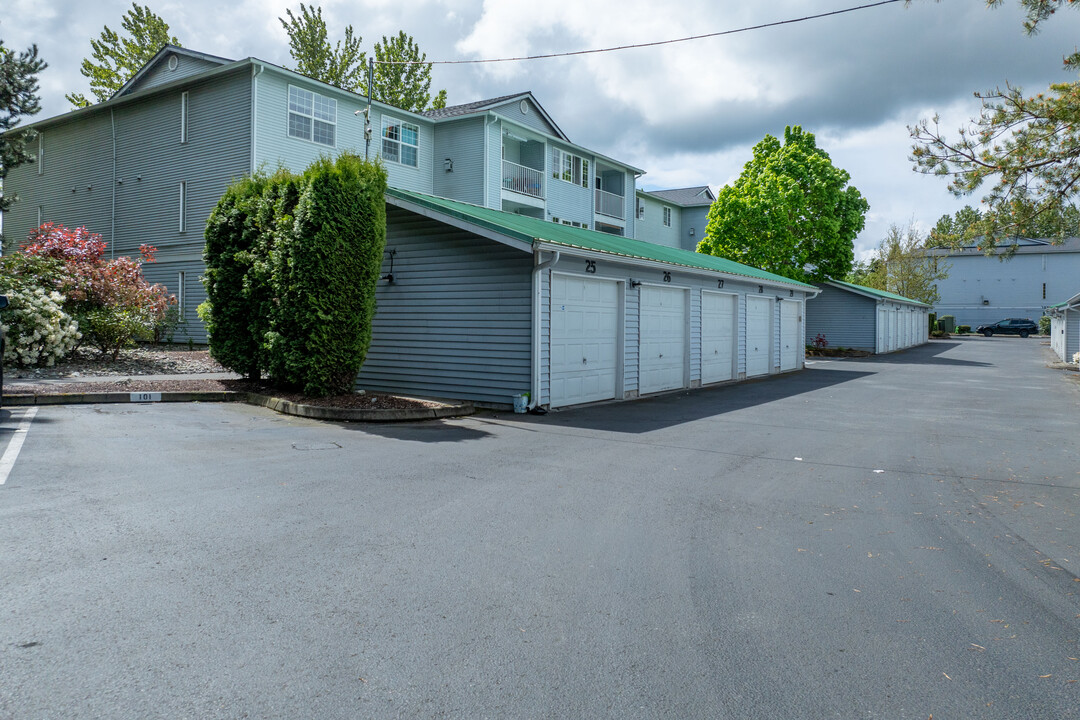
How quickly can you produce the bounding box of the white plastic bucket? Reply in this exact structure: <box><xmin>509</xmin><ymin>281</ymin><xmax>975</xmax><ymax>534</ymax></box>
<box><xmin>512</xmin><ymin>394</ymin><xmax>528</xmax><ymax>414</ymax></box>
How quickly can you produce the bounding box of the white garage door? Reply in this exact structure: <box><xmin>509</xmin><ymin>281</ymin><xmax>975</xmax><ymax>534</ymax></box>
<box><xmin>876</xmin><ymin>306</ymin><xmax>888</xmax><ymax>354</ymax></box>
<box><xmin>701</xmin><ymin>291</ymin><xmax>736</xmax><ymax>384</ymax></box>
<box><xmin>780</xmin><ymin>300</ymin><xmax>800</xmax><ymax>371</ymax></box>
<box><xmin>889</xmin><ymin>307</ymin><xmax>900</xmax><ymax>352</ymax></box>
<box><xmin>640</xmin><ymin>285</ymin><xmax>687</xmax><ymax>394</ymax></box>
<box><xmin>550</xmin><ymin>274</ymin><xmax>619</xmax><ymax>408</ymax></box>
<box><xmin>746</xmin><ymin>296</ymin><xmax>773</xmax><ymax>377</ymax></box>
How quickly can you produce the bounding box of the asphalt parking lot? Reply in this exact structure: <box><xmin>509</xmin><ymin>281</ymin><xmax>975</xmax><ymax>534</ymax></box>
<box><xmin>1</xmin><ymin>337</ymin><xmax>1078</xmax><ymax>719</ymax></box>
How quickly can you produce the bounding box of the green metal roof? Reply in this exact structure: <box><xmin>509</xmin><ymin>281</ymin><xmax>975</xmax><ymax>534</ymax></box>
<box><xmin>385</xmin><ymin>188</ymin><xmax>815</xmax><ymax>290</ymax></box>
<box><xmin>825</xmin><ymin>279</ymin><xmax>931</xmax><ymax>308</ymax></box>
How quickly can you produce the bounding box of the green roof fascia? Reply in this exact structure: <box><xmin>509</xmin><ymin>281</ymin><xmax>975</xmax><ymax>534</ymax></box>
<box><xmin>384</xmin><ymin>188</ymin><xmax>815</xmax><ymax>290</ymax></box>
<box><xmin>825</xmin><ymin>279</ymin><xmax>931</xmax><ymax>308</ymax></box>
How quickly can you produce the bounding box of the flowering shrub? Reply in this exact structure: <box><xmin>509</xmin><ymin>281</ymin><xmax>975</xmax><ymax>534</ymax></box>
<box><xmin>813</xmin><ymin>333</ymin><xmax>829</xmax><ymax>349</ymax></box>
<box><xmin>16</xmin><ymin>224</ymin><xmax>175</xmax><ymax>358</ymax></box>
<box><xmin>0</xmin><ymin>287</ymin><xmax>81</xmax><ymax>367</ymax></box>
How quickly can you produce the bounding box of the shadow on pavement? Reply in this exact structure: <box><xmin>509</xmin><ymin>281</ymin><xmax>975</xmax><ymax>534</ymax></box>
<box><xmin>502</xmin><ymin>366</ymin><xmax>873</xmax><ymax>434</ymax></box>
<box><xmin>340</xmin><ymin>418</ymin><xmax>494</xmax><ymax>443</ymax></box>
<box><xmin>841</xmin><ymin>340</ymin><xmax>992</xmax><ymax>368</ymax></box>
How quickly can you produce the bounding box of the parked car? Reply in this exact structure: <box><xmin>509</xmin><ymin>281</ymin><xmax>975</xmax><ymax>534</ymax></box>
<box><xmin>976</xmin><ymin>318</ymin><xmax>1038</xmax><ymax>338</ymax></box>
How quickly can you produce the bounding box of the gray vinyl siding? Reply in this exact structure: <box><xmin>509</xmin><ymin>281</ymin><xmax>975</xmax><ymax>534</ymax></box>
<box><xmin>490</xmin><ymin>98</ymin><xmax>559</xmax><ymax>136</ymax></box>
<box><xmin>112</xmin><ymin>68</ymin><xmax>251</xmax><ymax>259</ymax></box>
<box><xmin>356</xmin><ymin>206</ymin><xmax>533</xmax><ymax>406</ymax></box>
<box><xmin>432</xmin><ymin>118</ymin><xmax>485</xmax><ymax>205</ymax></box>
<box><xmin>124</xmin><ymin>55</ymin><xmax>225</xmax><ymax>95</ymax></box>
<box><xmin>485</xmin><ymin>119</ymin><xmax>501</xmax><ymax>208</ymax></box>
<box><xmin>679</xmin><ymin>206</ymin><xmax>710</xmax><ymax>251</ymax></box>
<box><xmin>539</xmin><ymin>268</ymin><xmax>551</xmax><ymax>404</ymax></box>
<box><xmin>141</xmin><ymin>258</ymin><xmax>208</xmax><ymax>342</ymax></box>
<box><xmin>634</xmin><ymin>194</ymin><xmax>680</xmax><ymax>248</ymax></box>
<box><xmin>2</xmin><ymin>114</ymin><xmax>115</xmax><ymax>249</ymax></box>
<box><xmin>546</xmin><ymin>145</ymin><xmax>592</xmax><ymax>225</ymax></box>
<box><xmin>804</xmin><ymin>285</ymin><xmax>877</xmax><ymax>351</ymax></box>
<box><xmin>253</xmin><ymin>69</ymin><xmax>434</xmax><ymax>194</ymax></box>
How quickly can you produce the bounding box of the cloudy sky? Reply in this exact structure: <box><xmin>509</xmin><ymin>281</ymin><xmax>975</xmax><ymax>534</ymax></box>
<box><xmin>4</xmin><ymin>0</ymin><xmax>1078</xmax><ymax>258</ymax></box>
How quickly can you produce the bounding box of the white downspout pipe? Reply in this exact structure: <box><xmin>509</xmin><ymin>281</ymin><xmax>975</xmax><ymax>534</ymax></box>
<box><xmin>531</xmin><ymin>248</ymin><xmax>560</xmax><ymax>410</ymax></box>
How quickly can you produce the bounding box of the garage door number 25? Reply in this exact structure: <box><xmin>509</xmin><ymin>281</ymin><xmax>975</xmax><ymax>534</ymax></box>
<box><xmin>584</xmin><ymin>260</ymin><xmax>596</xmax><ymax>274</ymax></box>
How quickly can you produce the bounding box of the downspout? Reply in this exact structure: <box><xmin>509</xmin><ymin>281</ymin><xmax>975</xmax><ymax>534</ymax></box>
<box><xmin>251</xmin><ymin>63</ymin><xmax>263</xmax><ymax>175</ymax></box>
<box><xmin>110</xmin><ymin>107</ymin><xmax>116</xmax><ymax>259</ymax></box>
<box><xmin>531</xmin><ymin>248</ymin><xmax>560</xmax><ymax>410</ymax></box>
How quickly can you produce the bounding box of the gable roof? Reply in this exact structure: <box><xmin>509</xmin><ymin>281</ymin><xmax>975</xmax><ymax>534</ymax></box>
<box><xmin>385</xmin><ymin>188</ymin><xmax>815</xmax><ymax>290</ymax></box>
<box><xmin>823</xmin><ymin>279</ymin><xmax>930</xmax><ymax>308</ymax></box>
<box><xmin>927</xmin><ymin>236</ymin><xmax>1080</xmax><ymax>256</ymax></box>
<box><xmin>641</xmin><ymin>186</ymin><xmax>715</xmax><ymax>207</ymax></box>
<box><xmin>422</xmin><ymin>91</ymin><xmax>569</xmax><ymax>142</ymax></box>
<box><xmin>113</xmin><ymin>44</ymin><xmax>233</xmax><ymax>99</ymax></box>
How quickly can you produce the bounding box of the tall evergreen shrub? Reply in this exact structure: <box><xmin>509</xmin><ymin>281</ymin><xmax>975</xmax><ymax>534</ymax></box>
<box><xmin>270</xmin><ymin>154</ymin><xmax>387</xmax><ymax>396</ymax></box>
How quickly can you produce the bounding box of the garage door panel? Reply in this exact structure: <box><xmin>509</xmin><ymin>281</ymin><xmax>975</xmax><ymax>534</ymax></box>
<box><xmin>701</xmin><ymin>292</ymin><xmax>736</xmax><ymax>384</ymax></box>
<box><xmin>640</xmin><ymin>286</ymin><xmax>687</xmax><ymax>394</ymax></box>
<box><xmin>780</xmin><ymin>300</ymin><xmax>800</xmax><ymax>371</ymax></box>
<box><xmin>551</xmin><ymin>275</ymin><xmax>619</xmax><ymax>408</ymax></box>
<box><xmin>746</xmin><ymin>296</ymin><xmax>772</xmax><ymax>377</ymax></box>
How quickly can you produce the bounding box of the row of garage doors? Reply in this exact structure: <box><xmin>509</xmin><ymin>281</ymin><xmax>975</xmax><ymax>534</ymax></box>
<box><xmin>549</xmin><ymin>274</ymin><xmax>802</xmax><ymax>408</ymax></box>
<box><xmin>876</xmin><ymin>304</ymin><xmax>928</xmax><ymax>354</ymax></box>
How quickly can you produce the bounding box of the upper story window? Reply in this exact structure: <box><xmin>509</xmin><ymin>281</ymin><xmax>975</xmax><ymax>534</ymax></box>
<box><xmin>180</xmin><ymin>91</ymin><xmax>189</xmax><ymax>144</ymax></box>
<box><xmin>288</xmin><ymin>85</ymin><xmax>336</xmax><ymax>147</ymax></box>
<box><xmin>382</xmin><ymin>117</ymin><xmax>419</xmax><ymax>167</ymax></box>
<box><xmin>663</xmin><ymin>207</ymin><xmax>672</xmax><ymax>227</ymax></box>
<box><xmin>551</xmin><ymin>148</ymin><xmax>588</xmax><ymax>188</ymax></box>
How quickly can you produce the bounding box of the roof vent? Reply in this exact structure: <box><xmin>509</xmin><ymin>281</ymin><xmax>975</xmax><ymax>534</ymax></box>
<box><xmin>167</xmin><ymin>55</ymin><xmax>178</xmax><ymax>71</ymax></box>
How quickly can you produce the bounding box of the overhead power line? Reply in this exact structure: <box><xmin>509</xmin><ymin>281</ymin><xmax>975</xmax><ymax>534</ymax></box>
<box><xmin>375</xmin><ymin>0</ymin><xmax>904</xmax><ymax>66</ymax></box>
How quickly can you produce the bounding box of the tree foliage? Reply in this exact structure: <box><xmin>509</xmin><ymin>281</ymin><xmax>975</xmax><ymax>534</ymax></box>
<box><xmin>66</xmin><ymin>3</ymin><xmax>179</xmax><ymax>108</ymax></box>
<box><xmin>930</xmin><ymin>203</ymin><xmax>1080</xmax><ymax>248</ymax></box>
<box><xmin>910</xmin><ymin>0</ymin><xmax>1080</xmax><ymax>248</ymax></box>
<box><xmin>698</xmin><ymin>126</ymin><xmax>869</xmax><ymax>283</ymax></box>
<box><xmin>0</xmin><ymin>39</ymin><xmax>46</xmax><ymax>215</ymax></box>
<box><xmin>847</xmin><ymin>222</ymin><xmax>950</xmax><ymax>305</ymax></box>
<box><xmin>373</xmin><ymin>31</ymin><xmax>447</xmax><ymax>112</ymax></box>
<box><xmin>279</xmin><ymin>4</ymin><xmax>366</xmax><ymax>91</ymax></box>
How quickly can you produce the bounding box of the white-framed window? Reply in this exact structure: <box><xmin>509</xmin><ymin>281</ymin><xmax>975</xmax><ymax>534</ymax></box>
<box><xmin>177</xmin><ymin>271</ymin><xmax>186</xmax><ymax>313</ymax></box>
<box><xmin>288</xmin><ymin>85</ymin><xmax>336</xmax><ymax>147</ymax></box>
<box><xmin>37</xmin><ymin>133</ymin><xmax>43</xmax><ymax>175</ymax></box>
<box><xmin>179</xmin><ymin>181</ymin><xmax>187</xmax><ymax>233</ymax></box>
<box><xmin>663</xmin><ymin>207</ymin><xmax>672</xmax><ymax>227</ymax></box>
<box><xmin>550</xmin><ymin>148</ymin><xmax>589</xmax><ymax>188</ymax></box>
<box><xmin>381</xmin><ymin>116</ymin><xmax>419</xmax><ymax>167</ymax></box>
<box><xmin>180</xmin><ymin>91</ymin><xmax>189</xmax><ymax>144</ymax></box>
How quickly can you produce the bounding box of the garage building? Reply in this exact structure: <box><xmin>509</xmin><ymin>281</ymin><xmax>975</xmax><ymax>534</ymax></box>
<box><xmin>356</xmin><ymin>189</ymin><xmax>816</xmax><ymax>409</ymax></box>
<box><xmin>1048</xmin><ymin>292</ymin><xmax>1080</xmax><ymax>363</ymax></box>
<box><xmin>804</xmin><ymin>280</ymin><xmax>930</xmax><ymax>354</ymax></box>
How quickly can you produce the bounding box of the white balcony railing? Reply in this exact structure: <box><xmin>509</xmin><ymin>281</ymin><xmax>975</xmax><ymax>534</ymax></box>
<box><xmin>595</xmin><ymin>189</ymin><xmax>625</xmax><ymax>219</ymax></box>
<box><xmin>502</xmin><ymin>161</ymin><xmax>544</xmax><ymax>199</ymax></box>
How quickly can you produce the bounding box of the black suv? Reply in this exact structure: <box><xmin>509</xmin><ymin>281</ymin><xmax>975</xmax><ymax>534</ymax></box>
<box><xmin>976</xmin><ymin>318</ymin><xmax>1038</xmax><ymax>338</ymax></box>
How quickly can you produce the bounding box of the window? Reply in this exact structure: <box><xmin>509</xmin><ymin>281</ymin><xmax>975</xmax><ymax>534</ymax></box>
<box><xmin>550</xmin><ymin>148</ymin><xmax>589</xmax><ymax>187</ymax></box>
<box><xmin>288</xmin><ymin>85</ymin><xmax>336</xmax><ymax>147</ymax></box>
<box><xmin>663</xmin><ymin>207</ymin><xmax>672</xmax><ymax>227</ymax></box>
<box><xmin>180</xmin><ymin>92</ymin><xmax>189</xmax><ymax>143</ymax></box>
<box><xmin>177</xmin><ymin>271</ymin><xmax>186</xmax><ymax>313</ymax></box>
<box><xmin>179</xmin><ymin>181</ymin><xmax>187</xmax><ymax>233</ymax></box>
<box><xmin>37</xmin><ymin>133</ymin><xmax>43</xmax><ymax>175</ymax></box>
<box><xmin>1043</xmin><ymin>282</ymin><xmax>1047</xmax><ymax>299</ymax></box>
<box><xmin>381</xmin><ymin>117</ymin><xmax>419</xmax><ymax>167</ymax></box>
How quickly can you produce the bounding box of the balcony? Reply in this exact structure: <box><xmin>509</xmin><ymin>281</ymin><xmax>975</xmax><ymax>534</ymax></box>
<box><xmin>595</xmin><ymin>188</ymin><xmax>625</xmax><ymax>220</ymax></box>
<box><xmin>502</xmin><ymin>160</ymin><xmax>544</xmax><ymax>200</ymax></box>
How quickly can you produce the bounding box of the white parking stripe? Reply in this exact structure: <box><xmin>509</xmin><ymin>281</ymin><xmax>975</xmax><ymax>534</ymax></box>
<box><xmin>0</xmin><ymin>407</ymin><xmax>38</xmax><ymax>486</ymax></box>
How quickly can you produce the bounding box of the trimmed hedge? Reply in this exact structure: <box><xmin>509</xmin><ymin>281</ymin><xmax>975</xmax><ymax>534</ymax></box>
<box><xmin>201</xmin><ymin>154</ymin><xmax>388</xmax><ymax>396</ymax></box>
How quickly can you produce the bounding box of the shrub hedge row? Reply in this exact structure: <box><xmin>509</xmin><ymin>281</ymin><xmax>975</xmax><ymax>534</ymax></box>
<box><xmin>200</xmin><ymin>155</ymin><xmax>388</xmax><ymax>396</ymax></box>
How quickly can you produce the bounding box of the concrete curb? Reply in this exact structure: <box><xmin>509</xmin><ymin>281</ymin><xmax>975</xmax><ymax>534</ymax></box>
<box><xmin>1</xmin><ymin>390</ymin><xmax>475</xmax><ymax>422</ymax></box>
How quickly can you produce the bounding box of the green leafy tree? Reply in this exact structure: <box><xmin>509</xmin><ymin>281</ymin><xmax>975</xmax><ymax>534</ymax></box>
<box><xmin>855</xmin><ymin>222</ymin><xmax>950</xmax><ymax>305</ymax></box>
<box><xmin>0</xmin><ymin>38</ymin><xmax>46</xmax><ymax>217</ymax></box>
<box><xmin>279</xmin><ymin>4</ymin><xmax>366</xmax><ymax>91</ymax></box>
<box><xmin>373</xmin><ymin>31</ymin><xmax>447</xmax><ymax>112</ymax></box>
<box><xmin>910</xmin><ymin>0</ymin><xmax>1080</xmax><ymax>248</ymax></box>
<box><xmin>698</xmin><ymin>126</ymin><xmax>869</xmax><ymax>283</ymax></box>
<box><xmin>66</xmin><ymin>3</ymin><xmax>179</xmax><ymax>108</ymax></box>
<box><xmin>929</xmin><ymin>202</ymin><xmax>1080</xmax><ymax>248</ymax></box>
